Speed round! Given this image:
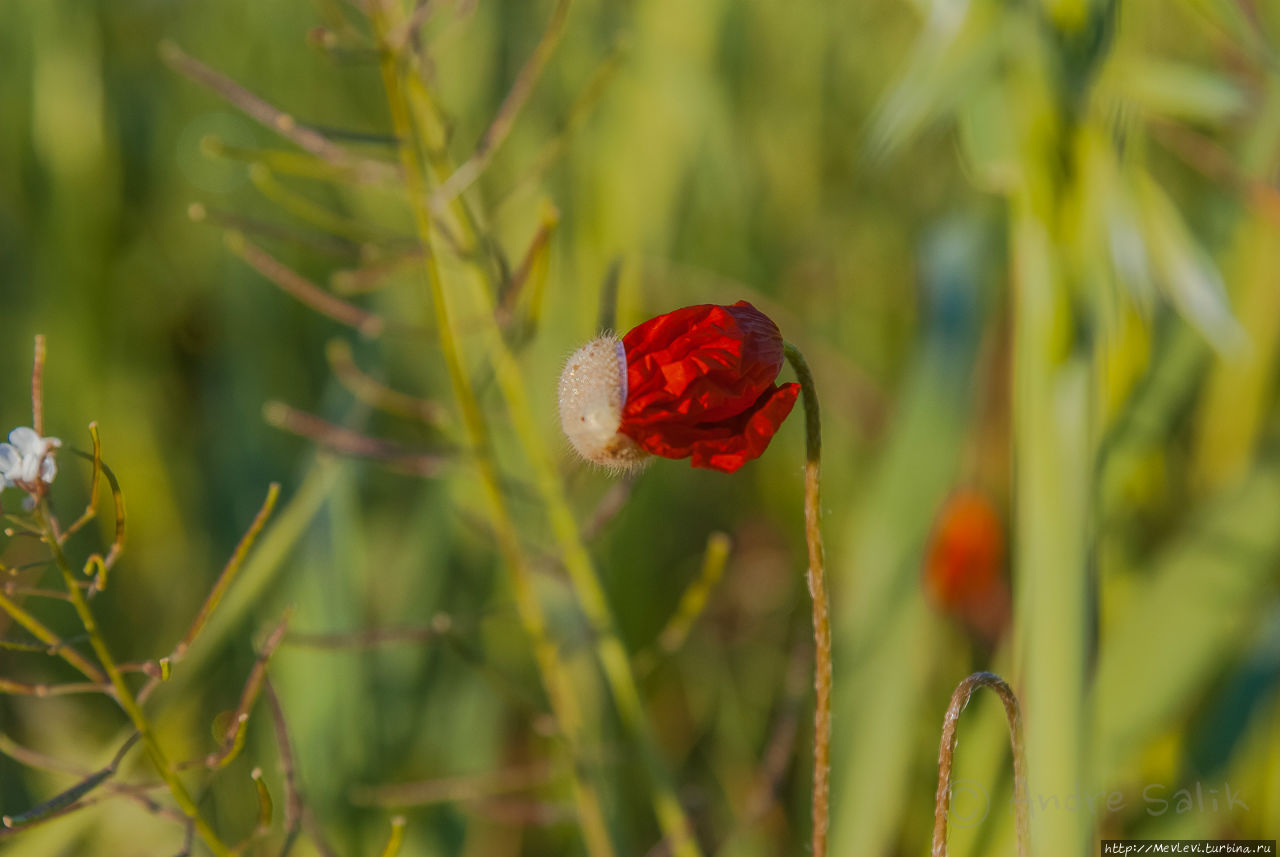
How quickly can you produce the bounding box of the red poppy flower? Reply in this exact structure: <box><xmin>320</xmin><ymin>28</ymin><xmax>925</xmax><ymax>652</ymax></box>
<box><xmin>558</xmin><ymin>301</ymin><xmax>799</xmax><ymax>473</ymax></box>
<box><xmin>923</xmin><ymin>489</ymin><xmax>1010</xmax><ymax>643</ymax></box>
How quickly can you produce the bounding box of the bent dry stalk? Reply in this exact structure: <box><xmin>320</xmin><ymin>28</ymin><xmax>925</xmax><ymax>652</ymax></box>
<box><xmin>783</xmin><ymin>343</ymin><xmax>831</xmax><ymax>857</ymax></box>
<box><xmin>932</xmin><ymin>671</ymin><xmax>1030</xmax><ymax>857</ymax></box>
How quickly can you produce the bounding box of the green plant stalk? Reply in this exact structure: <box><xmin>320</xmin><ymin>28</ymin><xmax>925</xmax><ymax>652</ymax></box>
<box><xmin>482</xmin><ymin>341</ymin><xmax>701</xmax><ymax>857</ymax></box>
<box><xmin>370</xmin><ymin>12</ymin><xmax>616</xmax><ymax>857</ymax></box>
<box><xmin>1011</xmin><ymin>202</ymin><xmax>1089</xmax><ymax>857</ymax></box>
<box><xmin>379</xmin><ymin>37</ymin><xmax>705</xmax><ymax>857</ymax></box>
<box><xmin>784</xmin><ymin>344</ymin><xmax>831</xmax><ymax>857</ymax></box>
<box><xmin>35</xmin><ymin>507</ymin><xmax>232</xmax><ymax>857</ymax></box>
<box><xmin>414</xmin><ymin>149</ymin><xmax>707</xmax><ymax>857</ymax></box>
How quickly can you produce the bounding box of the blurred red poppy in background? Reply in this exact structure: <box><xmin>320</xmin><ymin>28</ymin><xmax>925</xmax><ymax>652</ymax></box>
<box><xmin>924</xmin><ymin>488</ymin><xmax>1010</xmax><ymax>644</ymax></box>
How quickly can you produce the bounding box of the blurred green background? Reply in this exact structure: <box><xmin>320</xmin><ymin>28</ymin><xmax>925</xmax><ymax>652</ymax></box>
<box><xmin>2</xmin><ymin>0</ymin><xmax>1279</xmax><ymax>855</ymax></box>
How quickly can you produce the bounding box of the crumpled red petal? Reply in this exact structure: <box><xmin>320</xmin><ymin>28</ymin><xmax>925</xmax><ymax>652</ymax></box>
<box><xmin>621</xmin><ymin>302</ymin><xmax>785</xmax><ymax>427</ymax></box>
<box><xmin>621</xmin><ymin>381</ymin><xmax>800</xmax><ymax>473</ymax></box>
<box><xmin>615</xmin><ymin>300</ymin><xmax>797</xmax><ymax>473</ymax></box>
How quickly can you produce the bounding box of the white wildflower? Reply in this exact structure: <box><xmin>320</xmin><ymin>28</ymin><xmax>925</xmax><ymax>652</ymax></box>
<box><xmin>0</xmin><ymin>426</ymin><xmax>61</xmax><ymax>489</ymax></box>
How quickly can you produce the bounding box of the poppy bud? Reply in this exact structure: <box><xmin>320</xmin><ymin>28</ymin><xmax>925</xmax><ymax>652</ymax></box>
<box><xmin>558</xmin><ymin>301</ymin><xmax>800</xmax><ymax>474</ymax></box>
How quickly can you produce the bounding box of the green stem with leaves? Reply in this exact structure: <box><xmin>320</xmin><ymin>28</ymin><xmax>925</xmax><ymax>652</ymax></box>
<box><xmin>34</xmin><ymin>506</ymin><xmax>232</xmax><ymax>857</ymax></box>
<box><xmin>369</xmin><ymin>9</ymin><xmax>616</xmax><ymax>857</ymax></box>
<box><xmin>371</xmin><ymin>6</ymin><xmax>704</xmax><ymax>856</ymax></box>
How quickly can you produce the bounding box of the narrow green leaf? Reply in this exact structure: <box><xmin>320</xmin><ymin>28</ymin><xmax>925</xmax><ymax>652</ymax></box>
<box><xmin>1108</xmin><ymin>57</ymin><xmax>1248</xmax><ymax>123</ymax></box>
<box><xmin>1134</xmin><ymin>172</ymin><xmax>1247</xmax><ymax>355</ymax></box>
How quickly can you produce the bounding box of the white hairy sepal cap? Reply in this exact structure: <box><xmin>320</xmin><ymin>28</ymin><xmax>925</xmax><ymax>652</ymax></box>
<box><xmin>558</xmin><ymin>335</ymin><xmax>649</xmax><ymax>470</ymax></box>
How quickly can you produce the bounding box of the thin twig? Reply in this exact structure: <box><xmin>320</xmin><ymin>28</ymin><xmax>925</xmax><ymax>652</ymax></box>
<box><xmin>387</xmin><ymin>0</ymin><xmax>440</xmax><ymax>49</ymax></box>
<box><xmin>301</xmin><ymin>807</ymin><xmax>341</xmax><ymax>857</ymax></box>
<box><xmin>266</xmin><ymin>678</ymin><xmax>341</xmax><ymax>857</ymax></box>
<box><xmin>178</xmin><ymin>612</ymin><xmax>291</xmax><ymax>770</ymax></box>
<box><xmin>329</xmin><ymin>253</ymin><xmax>421</xmax><ymax>294</ymax></box>
<box><xmin>0</xmin><ymin>732</ymin><xmax>179</xmax><ymax>827</ymax></box>
<box><xmin>431</xmin><ymin>0</ymin><xmax>571</xmax><ymax>206</ymax></box>
<box><xmin>931</xmin><ymin>671</ymin><xmax>1029</xmax><ymax>857</ymax></box>
<box><xmin>376</xmin><ymin>816</ymin><xmax>407</xmax><ymax>857</ymax></box>
<box><xmin>307</xmin><ymin>27</ymin><xmax>383</xmax><ymax>64</ymax></box>
<box><xmin>351</xmin><ymin>760</ymin><xmax>557</xmax><ymax>807</ymax></box>
<box><xmin>66</xmin><ymin>426</ymin><xmax>127</xmax><ymax>573</ymax></box>
<box><xmin>263</xmin><ymin>680</ymin><xmax>302</xmax><ymax>842</ymax></box>
<box><xmin>177</xmin><ymin>484</ymin><xmax>281</xmax><ymax>660</ymax></box>
<box><xmin>325</xmin><ymin>339</ymin><xmax>447</xmax><ymax>426</ymax></box>
<box><xmin>61</xmin><ymin>423</ymin><xmax>104</xmax><ymax>542</ymax></box>
<box><xmin>2</xmin><ymin>584</ymin><xmax>74</xmax><ymax>601</ymax></box>
<box><xmin>189</xmin><ymin>201</ymin><xmax>363</xmax><ymax>258</ymax></box>
<box><xmin>248</xmin><ymin>164</ymin><xmax>405</xmax><ymax>245</ymax></box>
<box><xmin>31</xmin><ymin>335</ymin><xmax>46</xmax><ymax>437</ymax></box>
<box><xmin>497</xmin><ymin>206</ymin><xmax>558</xmax><ymax>330</ymax></box>
<box><xmin>469</xmin><ymin>798</ymin><xmax>569</xmax><ymax>826</ymax></box>
<box><xmin>492</xmin><ymin>46</ymin><xmax>626</xmax><ymax>220</ymax></box>
<box><xmin>175</xmin><ymin>819</ymin><xmax>195</xmax><ymax>857</ymax></box>
<box><xmin>264</xmin><ymin>402</ymin><xmax>449</xmax><ymax>476</ymax></box>
<box><xmin>0</xmin><ymin>732</ymin><xmax>140</xmax><ymax>831</ymax></box>
<box><xmin>286</xmin><ymin>616</ymin><xmax>453</xmax><ymax>650</ymax></box>
<box><xmin>0</xmin><ymin>590</ymin><xmax>105</xmax><ymax>684</ymax></box>
<box><xmin>0</xmin><ymin>638</ymin><xmax>60</xmax><ymax>653</ymax></box>
<box><xmin>159</xmin><ymin>42</ymin><xmax>400</xmax><ymax>185</ymax></box>
<box><xmin>226</xmin><ymin>233</ymin><xmax>387</xmax><ymax>337</ymax></box>
<box><xmin>0</xmin><ymin>678</ymin><xmax>114</xmax><ymax>697</ymax></box>
<box><xmin>136</xmin><ymin>484</ymin><xmax>282</xmax><ymax>703</ymax></box>
<box><xmin>783</xmin><ymin>343</ymin><xmax>830</xmax><ymax>857</ymax></box>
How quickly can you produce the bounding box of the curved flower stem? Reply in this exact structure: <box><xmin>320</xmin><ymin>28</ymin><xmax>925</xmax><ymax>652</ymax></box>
<box><xmin>931</xmin><ymin>671</ymin><xmax>1029</xmax><ymax>857</ymax></box>
<box><xmin>783</xmin><ymin>343</ymin><xmax>830</xmax><ymax>857</ymax></box>
<box><xmin>33</xmin><ymin>506</ymin><xmax>232</xmax><ymax>857</ymax></box>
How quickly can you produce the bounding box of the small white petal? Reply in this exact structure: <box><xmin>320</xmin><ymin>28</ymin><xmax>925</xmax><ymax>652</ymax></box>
<box><xmin>0</xmin><ymin>443</ymin><xmax>19</xmax><ymax>477</ymax></box>
<box><xmin>8</xmin><ymin>427</ymin><xmax>40</xmax><ymax>456</ymax></box>
<box><xmin>40</xmin><ymin>456</ymin><xmax>57</xmax><ymax>484</ymax></box>
<box><xmin>18</xmin><ymin>454</ymin><xmax>41</xmax><ymax>484</ymax></box>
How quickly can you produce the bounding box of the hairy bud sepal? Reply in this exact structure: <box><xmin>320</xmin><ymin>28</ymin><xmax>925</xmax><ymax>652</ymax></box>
<box><xmin>558</xmin><ymin>335</ymin><xmax>649</xmax><ymax>471</ymax></box>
